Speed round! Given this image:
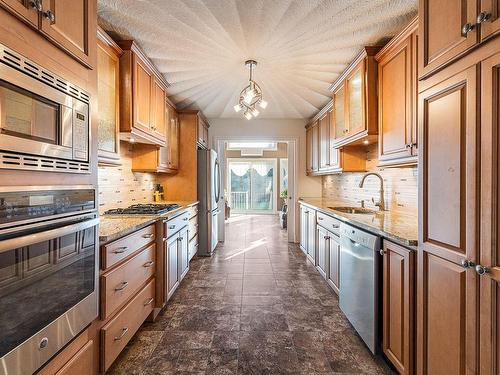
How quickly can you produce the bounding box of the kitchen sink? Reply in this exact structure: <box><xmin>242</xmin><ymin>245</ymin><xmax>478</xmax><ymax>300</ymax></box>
<box><xmin>328</xmin><ymin>206</ymin><xmax>377</xmax><ymax>214</ymax></box>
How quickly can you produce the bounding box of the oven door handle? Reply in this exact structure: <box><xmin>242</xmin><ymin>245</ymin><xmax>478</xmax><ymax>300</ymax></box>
<box><xmin>0</xmin><ymin>217</ymin><xmax>99</xmax><ymax>253</ymax></box>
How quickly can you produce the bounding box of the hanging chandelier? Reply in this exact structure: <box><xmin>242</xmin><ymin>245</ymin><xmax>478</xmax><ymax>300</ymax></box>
<box><xmin>234</xmin><ymin>59</ymin><xmax>268</xmax><ymax>120</ymax></box>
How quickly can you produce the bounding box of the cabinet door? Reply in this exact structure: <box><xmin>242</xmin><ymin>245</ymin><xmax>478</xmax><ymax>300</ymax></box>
<box><xmin>327</xmin><ymin>234</ymin><xmax>340</xmax><ymax>294</ymax></box>
<box><xmin>151</xmin><ymin>79</ymin><xmax>167</xmax><ymax>140</ymax></box>
<box><xmin>166</xmin><ymin>105</ymin><xmax>179</xmax><ymax>170</ymax></box>
<box><xmin>346</xmin><ymin>61</ymin><xmax>365</xmax><ymax>135</ymax></box>
<box><xmin>417</xmin><ymin>66</ymin><xmax>478</xmax><ymax>375</ymax></box>
<box><xmin>333</xmin><ymin>85</ymin><xmax>346</xmax><ymax>139</ymax></box>
<box><xmin>319</xmin><ymin>113</ymin><xmax>330</xmax><ymax>170</ymax></box>
<box><xmin>311</xmin><ymin>123</ymin><xmax>319</xmax><ymax>172</ymax></box>
<box><xmin>178</xmin><ymin>227</ymin><xmax>189</xmax><ymax>280</ymax></box>
<box><xmin>316</xmin><ymin>226</ymin><xmax>328</xmax><ymax>278</ymax></box>
<box><xmin>382</xmin><ymin>241</ymin><xmax>415</xmax><ymax>375</ymax></box>
<box><xmin>166</xmin><ymin>234</ymin><xmax>179</xmax><ymax>299</ymax></box>
<box><xmin>97</xmin><ymin>31</ymin><xmax>121</xmax><ymax>165</ymax></box>
<box><xmin>328</xmin><ymin>109</ymin><xmax>340</xmax><ymax>168</ymax></box>
<box><xmin>419</xmin><ymin>0</ymin><xmax>477</xmax><ymax>77</ymax></box>
<box><xmin>133</xmin><ymin>55</ymin><xmax>154</xmax><ymax>133</ymax></box>
<box><xmin>299</xmin><ymin>206</ymin><xmax>308</xmax><ymax>253</ymax></box>
<box><xmin>55</xmin><ymin>340</ymin><xmax>93</xmax><ymax>375</ymax></box>
<box><xmin>378</xmin><ymin>34</ymin><xmax>414</xmax><ymax>164</ymax></box>
<box><xmin>479</xmin><ymin>51</ymin><xmax>500</xmax><ymax>375</ymax></box>
<box><xmin>0</xmin><ymin>0</ymin><xmax>39</xmax><ymax>27</ymax></box>
<box><xmin>39</xmin><ymin>0</ymin><xmax>96</xmax><ymax>68</ymax></box>
<box><xmin>480</xmin><ymin>0</ymin><xmax>500</xmax><ymax>40</ymax></box>
<box><xmin>306</xmin><ymin>126</ymin><xmax>313</xmax><ymax>173</ymax></box>
<box><xmin>307</xmin><ymin>209</ymin><xmax>316</xmax><ymax>264</ymax></box>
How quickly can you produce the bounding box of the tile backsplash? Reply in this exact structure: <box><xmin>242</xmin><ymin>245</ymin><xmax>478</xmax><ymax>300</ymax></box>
<box><xmin>98</xmin><ymin>141</ymin><xmax>159</xmax><ymax>214</ymax></box>
<box><xmin>322</xmin><ymin>144</ymin><xmax>418</xmax><ymax>215</ymax></box>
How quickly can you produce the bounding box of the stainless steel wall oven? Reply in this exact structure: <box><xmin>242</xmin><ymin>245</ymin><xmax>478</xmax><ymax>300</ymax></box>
<box><xmin>0</xmin><ymin>186</ymin><xmax>99</xmax><ymax>375</ymax></box>
<box><xmin>0</xmin><ymin>42</ymin><xmax>90</xmax><ymax>173</ymax></box>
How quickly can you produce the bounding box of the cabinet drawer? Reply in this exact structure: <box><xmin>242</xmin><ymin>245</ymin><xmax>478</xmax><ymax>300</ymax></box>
<box><xmin>317</xmin><ymin>212</ymin><xmax>341</xmax><ymax>237</ymax></box>
<box><xmin>189</xmin><ymin>215</ymin><xmax>198</xmax><ymax>240</ymax></box>
<box><xmin>187</xmin><ymin>204</ymin><xmax>198</xmax><ymax>219</ymax></box>
<box><xmin>101</xmin><ymin>278</ymin><xmax>155</xmax><ymax>372</ymax></box>
<box><xmin>102</xmin><ymin>224</ymin><xmax>155</xmax><ymax>270</ymax></box>
<box><xmin>165</xmin><ymin>211</ymin><xmax>189</xmax><ymax>238</ymax></box>
<box><xmin>101</xmin><ymin>244</ymin><xmax>155</xmax><ymax>319</ymax></box>
<box><xmin>189</xmin><ymin>235</ymin><xmax>198</xmax><ymax>260</ymax></box>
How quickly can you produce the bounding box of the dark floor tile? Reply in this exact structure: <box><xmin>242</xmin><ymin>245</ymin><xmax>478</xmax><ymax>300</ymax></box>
<box><xmin>240</xmin><ymin>305</ymin><xmax>289</xmax><ymax>331</ymax></box>
<box><xmin>175</xmin><ymin>348</ymin><xmax>210</xmax><ymax>372</ymax></box>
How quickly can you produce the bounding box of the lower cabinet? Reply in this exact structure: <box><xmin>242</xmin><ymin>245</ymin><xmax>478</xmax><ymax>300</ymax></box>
<box><xmin>316</xmin><ymin>226</ymin><xmax>328</xmax><ymax>279</ymax></box>
<box><xmin>178</xmin><ymin>226</ymin><xmax>189</xmax><ymax>280</ymax></box>
<box><xmin>306</xmin><ymin>208</ymin><xmax>316</xmax><ymax>265</ymax></box>
<box><xmin>327</xmin><ymin>234</ymin><xmax>341</xmax><ymax>294</ymax></box>
<box><xmin>382</xmin><ymin>240</ymin><xmax>415</xmax><ymax>375</ymax></box>
<box><xmin>166</xmin><ymin>225</ymin><xmax>189</xmax><ymax>301</ymax></box>
<box><xmin>299</xmin><ymin>205</ymin><xmax>308</xmax><ymax>253</ymax></box>
<box><xmin>55</xmin><ymin>340</ymin><xmax>93</xmax><ymax>375</ymax></box>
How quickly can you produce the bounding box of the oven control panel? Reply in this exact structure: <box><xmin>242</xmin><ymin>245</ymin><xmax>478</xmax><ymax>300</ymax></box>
<box><xmin>72</xmin><ymin>101</ymin><xmax>89</xmax><ymax>161</ymax></box>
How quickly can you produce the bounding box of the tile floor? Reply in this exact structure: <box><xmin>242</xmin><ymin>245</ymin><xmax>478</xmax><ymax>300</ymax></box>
<box><xmin>108</xmin><ymin>214</ymin><xmax>393</xmax><ymax>374</ymax></box>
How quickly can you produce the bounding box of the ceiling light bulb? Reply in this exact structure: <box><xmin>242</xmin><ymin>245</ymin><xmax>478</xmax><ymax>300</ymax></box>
<box><xmin>251</xmin><ymin>108</ymin><xmax>260</xmax><ymax>117</ymax></box>
<box><xmin>259</xmin><ymin>99</ymin><xmax>268</xmax><ymax>109</ymax></box>
<box><xmin>244</xmin><ymin>111</ymin><xmax>252</xmax><ymax>120</ymax></box>
<box><xmin>234</xmin><ymin>104</ymin><xmax>242</xmax><ymax>112</ymax></box>
<box><xmin>243</xmin><ymin>90</ymin><xmax>255</xmax><ymax>104</ymax></box>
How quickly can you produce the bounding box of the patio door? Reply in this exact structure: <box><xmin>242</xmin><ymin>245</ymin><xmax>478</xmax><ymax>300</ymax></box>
<box><xmin>228</xmin><ymin>159</ymin><xmax>277</xmax><ymax>213</ymax></box>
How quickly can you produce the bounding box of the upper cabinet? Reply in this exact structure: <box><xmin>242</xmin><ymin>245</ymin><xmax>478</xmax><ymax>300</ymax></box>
<box><xmin>0</xmin><ymin>0</ymin><xmax>96</xmax><ymax>68</ymax></box>
<box><xmin>306</xmin><ymin>101</ymin><xmax>365</xmax><ymax>176</ymax></box>
<box><xmin>97</xmin><ymin>27</ymin><xmax>122</xmax><ymax>165</ymax></box>
<box><xmin>197</xmin><ymin>115</ymin><xmax>209</xmax><ymax>149</ymax></box>
<box><xmin>118</xmin><ymin>40</ymin><xmax>169</xmax><ymax>147</ymax></box>
<box><xmin>376</xmin><ymin>18</ymin><xmax>418</xmax><ymax>167</ymax></box>
<box><xmin>330</xmin><ymin>47</ymin><xmax>380</xmax><ymax>148</ymax></box>
<box><xmin>419</xmin><ymin>0</ymin><xmax>500</xmax><ymax>78</ymax></box>
<box><xmin>166</xmin><ymin>102</ymin><xmax>179</xmax><ymax>171</ymax></box>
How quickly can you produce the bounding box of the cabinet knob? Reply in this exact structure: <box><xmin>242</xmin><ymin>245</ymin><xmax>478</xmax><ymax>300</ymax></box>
<box><xmin>461</xmin><ymin>259</ymin><xmax>475</xmax><ymax>269</ymax></box>
<box><xmin>379</xmin><ymin>249</ymin><xmax>385</xmax><ymax>256</ymax></box>
<box><xmin>43</xmin><ymin>9</ymin><xmax>55</xmax><ymax>22</ymax></box>
<box><xmin>477</xmin><ymin>11</ymin><xmax>492</xmax><ymax>24</ymax></box>
<box><xmin>405</xmin><ymin>144</ymin><xmax>411</xmax><ymax>148</ymax></box>
<box><xmin>461</xmin><ymin>23</ymin><xmax>475</xmax><ymax>36</ymax></box>
<box><xmin>475</xmin><ymin>264</ymin><xmax>490</xmax><ymax>275</ymax></box>
<box><xmin>29</xmin><ymin>0</ymin><xmax>42</xmax><ymax>11</ymax></box>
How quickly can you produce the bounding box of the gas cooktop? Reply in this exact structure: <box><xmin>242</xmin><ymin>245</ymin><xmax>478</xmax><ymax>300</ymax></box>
<box><xmin>105</xmin><ymin>203</ymin><xmax>180</xmax><ymax>216</ymax></box>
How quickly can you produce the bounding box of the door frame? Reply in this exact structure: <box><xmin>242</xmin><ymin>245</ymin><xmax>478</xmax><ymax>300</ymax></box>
<box><xmin>226</xmin><ymin>157</ymin><xmax>278</xmax><ymax>214</ymax></box>
<box><xmin>213</xmin><ymin>136</ymin><xmax>299</xmax><ymax>244</ymax></box>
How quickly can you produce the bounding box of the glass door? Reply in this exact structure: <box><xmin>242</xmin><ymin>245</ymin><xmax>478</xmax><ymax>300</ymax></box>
<box><xmin>228</xmin><ymin>159</ymin><xmax>277</xmax><ymax>213</ymax></box>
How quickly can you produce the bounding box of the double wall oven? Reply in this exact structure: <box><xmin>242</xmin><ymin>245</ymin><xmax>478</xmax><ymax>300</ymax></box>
<box><xmin>0</xmin><ymin>186</ymin><xmax>99</xmax><ymax>375</ymax></box>
<box><xmin>0</xmin><ymin>42</ymin><xmax>90</xmax><ymax>173</ymax></box>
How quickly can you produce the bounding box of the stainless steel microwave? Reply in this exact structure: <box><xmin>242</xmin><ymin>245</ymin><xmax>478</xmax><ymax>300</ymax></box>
<box><xmin>0</xmin><ymin>43</ymin><xmax>90</xmax><ymax>173</ymax></box>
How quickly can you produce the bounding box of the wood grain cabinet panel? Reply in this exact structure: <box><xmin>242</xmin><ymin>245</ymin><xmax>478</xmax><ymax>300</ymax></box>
<box><xmin>417</xmin><ymin>65</ymin><xmax>478</xmax><ymax>375</ymax></box>
<box><xmin>134</xmin><ymin>57</ymin><xmax>154</xmax><ymax>133</ymax></box>
<box><xmin>306</xmin><ymin>126</ymin><xmax>313</xmax><ymax>173</ymax></box>
<box><xmin>419</xmin><ymin>0</ymin><xmax>478</xmax><ymax>77</ymax></box>
<box><xmin>376</xmin><ymin>19</ymin><xmax>418</xmax><ymax>167</ymax></box>
<box><xmin>382</xmin><ymin>241</ymin><xmax>415</xmax><ymax>375</ymax></box>
<box><xmin>479</xmin><ymin>0</ymin><xmax>500</xmax><ymax>40</ymax></box>
<box><xmin>152</xmin><ymin>78</ymin><xmax>167</xmax><ymax>139</ymax></box>
<box><xmin>319</xmin><ymin>112</ymin><xmax>330</xmax><ymax>170</ymax></box>
<box><xmin>39</xmin><ymin>0</ymin><xmax>96</xmax><ymax>68</ymax></box>
<box><xmin>479</xmin><ymin>51</ymin><xmax>500</xmax><ymax>375</ymax></box>
<box><xmin>97</xmin><ymin>27</ymin><xmax>122</xmax><ymax>165</ymax></box>
<box><xmin>166</xmin><ymin>103</ymin><xmax>180</xmax><ymax>171</ymax></box>
<box><xmin>0</xmin><ymin>0</ymin><xmax>39</xmax><ymax>27</ymax></box>
<box><xmin>55</xmin><ymin>339</ymin><xmax>93</xmax><ymax>375</ymax></box>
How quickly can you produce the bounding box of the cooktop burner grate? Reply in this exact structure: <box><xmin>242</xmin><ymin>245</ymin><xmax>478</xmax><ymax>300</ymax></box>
<box><xmin>105</xmin><ymin>203</ymin><xmax>180</xmax><ymax>215</ymax></box>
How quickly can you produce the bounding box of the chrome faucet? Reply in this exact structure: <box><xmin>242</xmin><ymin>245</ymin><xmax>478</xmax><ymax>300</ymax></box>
<box><xmin>359</xmin><ymin>172</ymin><xmax>386</xmax><ymax>211</ymax></box>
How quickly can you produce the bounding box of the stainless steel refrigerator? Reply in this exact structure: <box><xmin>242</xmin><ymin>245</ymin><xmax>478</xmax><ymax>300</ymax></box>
<box><xmin>197</xmin><ymin>149</ymin><xmax>221</xmax><ymax>256</ymax></box>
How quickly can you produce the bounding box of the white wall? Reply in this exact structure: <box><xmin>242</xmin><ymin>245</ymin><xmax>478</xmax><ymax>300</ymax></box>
<box><xmin>209</xmin><ymin>118</ymin><xmax>322</xmax><ymax>201</ymax></box>
<box><xmin>209</xmin><ymin>118</ymin><xmax>322</xmax><ymax>242</ymax></box>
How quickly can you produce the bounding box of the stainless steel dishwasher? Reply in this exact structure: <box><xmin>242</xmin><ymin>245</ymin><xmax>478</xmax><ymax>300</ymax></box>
<box><xmin>339</xmin><ymin>222</ymin><xmax>381</xmax><ymax>354</ymax></box>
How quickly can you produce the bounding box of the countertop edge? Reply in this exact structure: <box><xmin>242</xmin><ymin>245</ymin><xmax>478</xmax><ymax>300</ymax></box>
<box><xmin>299</xmin><ymin>199</ymin><xmax>418</xmax><ymax>249</ymax></box>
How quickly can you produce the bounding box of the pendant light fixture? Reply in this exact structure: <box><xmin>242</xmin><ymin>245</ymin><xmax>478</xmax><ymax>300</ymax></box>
<box><xmin>234</xmin><ymin>60</ymin><xmax>268</xmax><ymax>119</ymax></box>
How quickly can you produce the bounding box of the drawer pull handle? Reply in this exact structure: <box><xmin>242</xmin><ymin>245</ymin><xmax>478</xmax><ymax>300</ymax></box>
<box><xmin>144</xmin><ymin>297</ymin><xmax>154</xmax><ymax>306</ymax></box>
<box><xmin>318</xmin><ymin>217</ymin><xmax>324</xmax><ymax>221</ymax></box>
<box><xmin>332</xmin><ymin>224</ymin><xmax>340</xmax><ymax>229</ymax></box>
<box><xmin>168</xmin><ymin>225</ymin><xmax>176</xmax><ymax>229</ymax></box>
<box><xmin>115</xmin><ymin>281</ymin><xmax>129</xmax><ymax>291</ymax></box>
<box><xmin>113</xmin><ymin>246</ymin><xmax>128</xmax><ymax>254</ymax></box>
<box><xmin>183</xmin><ymin>217</ymin><xmax>189</xmax><ymax>221</ymax></box>
<box><xmin>143</xmin><ymin>261</ymin><xmax>155</xmax><ymax>268</ymax></box>
<box><xmin>142</xmin><ymin>233</ymin><xmax>154</xmax><ymax>239</ymax></box>
<box><xmin>114</xmin><ymin>327</ymin><xmax>129</xmax><ymax>341</ymax></box>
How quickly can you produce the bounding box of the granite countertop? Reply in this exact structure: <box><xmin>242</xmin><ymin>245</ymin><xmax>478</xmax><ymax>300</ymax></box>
<box><xmin>299</xmin><ymin>197</ymin><xmax>418</xmax><ymax>248</ymax></box>
<box><xmin>99</xmin><ymin>200</ymin><xmax>199</xmax><ymax>245</ymax></box>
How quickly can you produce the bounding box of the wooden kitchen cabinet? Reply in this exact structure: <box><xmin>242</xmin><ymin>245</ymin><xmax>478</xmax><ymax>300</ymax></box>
<box><xmin>417</xmin><ymin>65</ymin><xmax>478</xmax><ymax>375</ymax></box>
<box><xmin>97</xmin><ymin>27</ymin><xmax>122</xmax><ymax>165</ymax></box>
<box><xmin>319</xmin><ymin>112</ymin><xmax>330</xmax><ymax>170</ymax></box>
<box><xmin>197</xmin><ymin>115</ymin><xmax>210</xmax><ymax>149</ymax></box>
<box><xmin>305</xmin><ymin>121</ymin><xmax>319</xmax><ymax>174</ymax></box>
<box><xmin>479</xmin><ymin>0</ymin><xmax>500</xmax><ymax>40</ymax></box>
<box><xmin>0</xmin><ymin>0</ymin><xmax>96</xmax><ymax>68</ymax></box>
<box><xmin>166</xmin><ymin>102</ymin><xmax>180</xmax><ymax>171</ymax></box>
<box><xmin>118</xmin><ymin>40</ymin><xmax>169</xmax><ymax>146</ymax></box>
<box><xmin>418</xmin><ymin>0</ymin><xmax>478</xmax><ymax>78</ymax></box>
<box><xmin>382</xmin><ymin>240</ymin><xmax>415</xmax><ymax>375</ymax></box>
<box><xmin>54</xmin><ymin>340</ymin><xmax>93</xmax><ymax>375</ymax></box>
<box><xmin>376</xmin><ymin>18</ymin><xmax>418</xmax><ymax>167</ymax></box>
<box><xmin>330</xmin><ymin>47</ymin><xmax>380</xmax><ymax>148</ymax></box>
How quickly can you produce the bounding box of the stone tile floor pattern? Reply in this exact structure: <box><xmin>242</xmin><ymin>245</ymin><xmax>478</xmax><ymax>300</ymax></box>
<box><xmin>108</xmin><ymin>214</ymin><xmax>394</xmax><ymax>374</ymax></box>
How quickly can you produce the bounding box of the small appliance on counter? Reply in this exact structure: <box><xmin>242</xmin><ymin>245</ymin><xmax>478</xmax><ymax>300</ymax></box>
<box><xmin>153</xmin><ymin>184</ymin><xmax>165</xmax><ymax>202</ymax></box>
<box><xmin>0</xmin><ymin>186</ymin><xmax>99</xmax><ymax>375</ymax></box>
<box><xmin>197</xmin><ymin>149</ymin><xmax>221</xmax><ymax>256</ymax></box>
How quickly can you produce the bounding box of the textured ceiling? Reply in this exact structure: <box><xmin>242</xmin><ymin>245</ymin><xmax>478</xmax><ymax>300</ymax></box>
<box><xmin>98</xmin><ymin>0</ymin><xmax>417</xmax><ymax>119</ymax></box>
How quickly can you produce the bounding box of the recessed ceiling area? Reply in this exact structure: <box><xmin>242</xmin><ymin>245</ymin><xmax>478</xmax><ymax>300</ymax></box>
<box><xmin>98</xmin><ymin>0</ymin><xmax>417</xmax><ymax>119</ymax></box>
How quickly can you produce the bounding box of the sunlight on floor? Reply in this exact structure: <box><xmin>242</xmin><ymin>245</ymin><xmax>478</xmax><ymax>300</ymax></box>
<box><xmin>224</xmin><ymin>237</ymin><xmax>268</xmax><ymax>260</ymax></box>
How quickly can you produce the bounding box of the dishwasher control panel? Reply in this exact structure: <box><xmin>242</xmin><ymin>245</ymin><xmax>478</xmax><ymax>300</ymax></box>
<box><xmin>339</xmin><ymin>223</ymin><xmax>379</xmax><ymax>250</ymax></box>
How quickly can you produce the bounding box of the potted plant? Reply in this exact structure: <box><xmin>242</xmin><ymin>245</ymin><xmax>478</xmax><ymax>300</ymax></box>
<box><xmin>224</xmin><ymin>189</ymin><xmax>231</xmax><ymax>219</ymax></box>
<box><xmin>279</xmin><ymin>188</ymin><xmax>287</xmax><ymax>229</ymax></box>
